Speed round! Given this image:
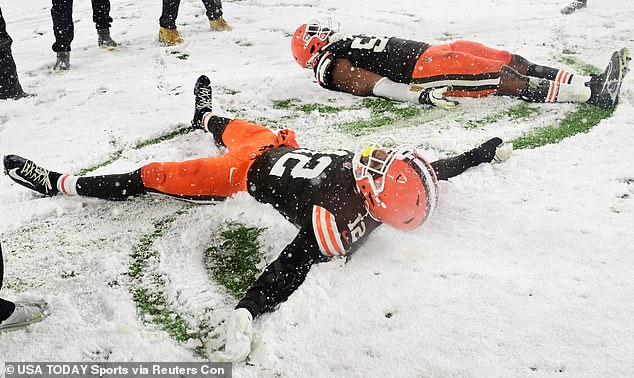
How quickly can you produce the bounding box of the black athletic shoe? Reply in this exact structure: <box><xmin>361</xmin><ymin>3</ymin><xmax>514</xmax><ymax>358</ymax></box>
<box><xmin>587</xmin><ymin>48</ymin><xmax>630</xmax><ymax>109</ymax></box>
<box><xmin>192</xmin><ymin>75</ymin><xmax>213</xmax><ymax>130</ymax></box>
<box><xmin>561</xmin><ymin>0</ymin><xmax>586</xmax><ymax>15</ymax></box>
<box><xmin>3</xmin><ymin>155</ymin><xmax>60</xmax><ymax>196</ymax></box>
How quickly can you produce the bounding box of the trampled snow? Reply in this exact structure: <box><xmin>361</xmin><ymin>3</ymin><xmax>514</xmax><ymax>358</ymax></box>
<box><xmin>0</xmin><ymin>0</ymin><xmax>633</xmax><ymax>377</ymax></box>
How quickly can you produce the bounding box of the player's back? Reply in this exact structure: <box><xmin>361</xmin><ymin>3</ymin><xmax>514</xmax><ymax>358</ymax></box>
<box><xmin>324</xmin><ymin>34</ymin><xmax>430</xmax><ymax>83</ymax></box>
<box><xmin>247</xmin><ymin>146</ymin><xmax>367</xmax><ymax>228</ymax></box>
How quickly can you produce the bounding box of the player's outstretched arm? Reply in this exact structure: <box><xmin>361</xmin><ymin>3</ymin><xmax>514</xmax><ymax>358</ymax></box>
<box><xmin>329</xmin><ymin>58</ymin><xmax>458</xmax><ymax>108</ymax></box>
<box><xmin>210</xmin><ymin>230</ymin><xmax>322</xmax><ymax>363</ymax></box>
<box><xmin>430</xmin><ymin>138</ymin><xmax>512</xmax><ymax>180</ymax></box>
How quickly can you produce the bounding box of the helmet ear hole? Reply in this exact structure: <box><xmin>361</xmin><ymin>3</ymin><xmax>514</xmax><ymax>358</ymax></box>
<box><xmin>310</xmin><ymin>45</ymin><xmax>316</xmax><ymax>54</ymax></box>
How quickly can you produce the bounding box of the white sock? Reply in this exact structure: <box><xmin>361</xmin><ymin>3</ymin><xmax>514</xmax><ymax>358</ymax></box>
<box><xmin>202</xmin><ymin>112</ymin><xmax>214</xmax><ymax>132</ymax></box>
<box><xmin>57</xmin><ymin>174</ymin><xmax>79</xmax><ymax>195</ymax></box>
<box><xmin>548</xmin><ymin>81</ymin><xmax>592</xmax><ymax>103</ymax></box>
<box><xmin>555</xmin><ymin>69</ymin><xmax>591</xmax><ymax>86</ymax></box>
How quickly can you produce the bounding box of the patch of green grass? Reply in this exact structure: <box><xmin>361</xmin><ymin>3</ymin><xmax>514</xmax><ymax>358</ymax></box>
<box><xmin>512</xmin><ymin>105</ymin><xmax>613</xmax><ymax>149</ymax></box>
<box><xmin>339</xmin><ymin>116</ymin><xmax>395</xmax><ymax>135</ymax></box>
<box><xmin>272</xmin><ymin>99</ymin><xmax>298</xmax><ymax>109</ymax></box>
<box><xmin>505</xmin><ymin>103</ymin><xmax>541</xmax><ymax>120</ymax></box>
<box><xmin>338</xmin><ymin>98</ymin><xmax>424</xmax><ymax>134</ymax></box>
<box><xmin>79</xmin><ymin>124</ymin><xmax>192</xmax><ymax>175</ymax></box>
<box><xmin>273</xmin><ymin>99</ymin><xmax>343</xmax><ymax>113</ymax></box>
<box><xmin>205</xmin><ymin>223</ymin><xmax>265</xmax><ymax>299</ymax></box>
<box><xmin>273</xmin><ymin>97</ymin><xmax>425</xmax><ymax>134</ymax></box>
<box><xmin>466</xmin><ymin>103</ymin><xmax>541</xmax><ymax>128</ymax></box>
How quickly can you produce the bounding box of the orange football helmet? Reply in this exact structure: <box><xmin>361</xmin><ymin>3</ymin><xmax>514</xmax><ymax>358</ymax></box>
<box><xmin>291</xmin><ymin>18</ymin><xmax>340</xmax><ymax>69</ymax></box>
<box><xmin>353</xmin><ymin>137</ymin><xmax>438</xmax><ymax>231</ymax></box>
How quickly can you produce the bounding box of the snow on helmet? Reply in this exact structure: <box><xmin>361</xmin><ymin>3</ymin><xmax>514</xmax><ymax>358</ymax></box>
<box><xmin>353</xmin><ymin>137</ymin><xmax>439</xmax><ymax>231</ymax></box>
<box><xmin>291</xmin><ymin>18</ymin><xmax>340</xmax><ymax>69</ymax></box>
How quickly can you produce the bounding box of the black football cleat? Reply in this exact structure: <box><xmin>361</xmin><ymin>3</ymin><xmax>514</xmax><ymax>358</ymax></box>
<box><xmin>3</xmin><ymin>155</ymin><xmax>60</xmax><ymax>196</ymax></box>
<box><xmin>192</xmin><ymin>75</ymin><xmax>213</xmax><ymax>130</ymax></box>
<box><xmin>587</xmin><ymin>48</ymin><xmax>630</xmax><ymax>109</ymax></box>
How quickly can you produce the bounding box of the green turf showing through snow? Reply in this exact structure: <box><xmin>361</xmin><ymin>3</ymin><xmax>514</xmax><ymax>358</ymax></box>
<box><xmin>128</xmin><ymin>208</ymin><xmax>215</xmax><ymax>357</ymax></box>
<box><xmin>511</xmin><ymin>105</ymin><xmax>613</xmax><ymax>149</ymax></box>
<box><xmin>205</xmin><ymin>223</ymin><xmax>265</xmax><ymax>299</ymax></box>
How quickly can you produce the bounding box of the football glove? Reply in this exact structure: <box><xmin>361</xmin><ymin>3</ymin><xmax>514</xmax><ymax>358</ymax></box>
<box><xmin>209</xmin><ymin>308</ymin><xmax>253</xmax><ymax>363</ymax></box>
<box><xmin>419</xmin><ymin>86</ymin><xmax>460</xmax><ymax>109</ymax></box>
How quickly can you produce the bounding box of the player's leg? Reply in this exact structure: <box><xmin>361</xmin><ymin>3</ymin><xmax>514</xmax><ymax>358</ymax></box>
<box><xmin>500</xmin><ymin>48</ymin><xmax>629</xmax><ymax>108</ymax></box>
<box><xmin>412</xmin><ymin>42</ymin><xmax>510</xmax><ymax>97</ymax></box>
<box><xmin>506</xmin><ymin>54</ymin><xmax>590</xmax><ymax>85</ymax></box>
<box><xmin>3</xmin><ymin>154</ymin><xmax>146</xmax><ymax>200</ymax></box>
<box><xmin>141</xmin><ymin>154</ymin><xmax>250</xmax><ymax>200</ymax></box>
<box><xmin>448</xmin><ymin>40</ymin><xmax>591</xmax><ymax>86</ymax></box>
<box><xmin>3</xmin><ymin>153</ymin><xmax>245</xmax><ymax>202</ymax></box>
<box><xmin>498</xmin><ymin>65</ymin><xmax>593</xmax><ymax>104</ymax></box>
<box><xmin>192</xmin><ymin>75</ymin><xmax>299</xmax><ymax>157</ymax></box>
<box><xmin>431</xmin><ymin>138</ymin><xmax>508</xmax><ymax>180</ymax></box>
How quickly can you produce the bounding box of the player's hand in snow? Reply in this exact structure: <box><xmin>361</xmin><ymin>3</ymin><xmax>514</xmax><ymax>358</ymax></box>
<box><xmin>419</xmin><ymin>86</ymin><xmax>460</xmax><ymax>109</ymax></box>
<box><xmin>209</xmin><ymin>308</ymin><xmax>253</xmax><ymax>363</ymax></box>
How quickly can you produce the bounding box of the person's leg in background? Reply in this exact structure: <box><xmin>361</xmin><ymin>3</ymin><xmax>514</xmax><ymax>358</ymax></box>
<box><xmin>51</xmin><ymin>0</ymin><xmax>73</xmax><ymax>70</ymax></box>
<box><xmin>203</xmin><ymin>0</ymin><xmax>232</xmax><ymax>31</ymax></box>
<box><xmin>0</xmin><ymin>5</ymin><xmax>29</xmax><ymax>99</ymax></box>
<box><xmin>91</xmin><ymin>0</ymin><xmax>117</xmax><ymax>47</ymax></box>
<box><xmin>159</xmin><ymin>0</ymin><xmax>184</xmax><ymax>46</ymax></box>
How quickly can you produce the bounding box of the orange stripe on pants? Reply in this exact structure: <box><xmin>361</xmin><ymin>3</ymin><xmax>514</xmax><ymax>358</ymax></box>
<box><xmin>141</xmin><ymin>119</ymin><xmax>299</xmax><ymax>198</ymax></box>
<box><xmin>412</xmin><ymin>40</ymin><xmax>512</xmax><ymax>97</ymax></box>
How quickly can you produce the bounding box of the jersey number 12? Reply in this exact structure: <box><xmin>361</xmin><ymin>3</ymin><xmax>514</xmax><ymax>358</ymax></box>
<box><xmin>270</xmin><ymin>151</ymin><xmax>333</xmax><ymax>179</ymax></box>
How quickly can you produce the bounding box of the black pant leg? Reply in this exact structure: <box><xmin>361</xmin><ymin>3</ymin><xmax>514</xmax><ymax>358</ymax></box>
<box><xmin>205</xmin><ymin>116</ymin><xmax>232</xmax><ymax>148</ymax></box>
<box><xmin>51</xmin><ymin>0</ymin><xmax>74</xmax><ymax>52</ymax></box>
<box><xmin>0</xmin><ymin>241</ymin><xmax>4</xmax><ymax>291</ymax></box>
<box><xmin>0</xmin><ymin>242</ymin><xmax>16</xmax><ymax>322</ymax></box>
<box><xmin>202</xmin><ymin>0</ymin><xmax>223</xmax><ymax>20</ymax></box>
<box><xmin>75</xmin><ymin>169</ymin><xmax>147</xmax><ymax>200</ymax></box>
<box><xmin>160</xmin><ymin>0</ymin><xmax>180</xmax><ymax>29</ymax></box>
<box><xmin>0</xmin><ymin>7</ymin><xmax>24</xmax><ymax>99</ymax></box>
<box><xmin>91</xmin><ymin>0</ymin><xmax>113</xmax><ymax>30</ymax></box>
<box><xmin>0</xmin><ymin>6</ymin><xmax>12</xmax><ymax>48</ymax></box>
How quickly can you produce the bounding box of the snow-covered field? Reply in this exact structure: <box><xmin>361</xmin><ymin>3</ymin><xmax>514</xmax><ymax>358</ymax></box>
<box><xmin>1</xmin><ymin>0</ymin><xmax>633</xmax><ymax>376</ymax></box>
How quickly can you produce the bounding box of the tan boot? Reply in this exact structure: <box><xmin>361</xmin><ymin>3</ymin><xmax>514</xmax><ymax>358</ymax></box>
<box><xmin>159</xmin><ymin>27</ymin><xmax>184</xmax><ymax>46</ymax></box>
<box><xmin>209</xmin><ymin>17</ymin><xmax>232</xmax><ymax>31</ymax></box>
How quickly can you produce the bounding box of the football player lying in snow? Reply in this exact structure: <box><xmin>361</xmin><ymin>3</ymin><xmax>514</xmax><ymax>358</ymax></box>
<box><xmin>291</xmin><ymin>18</ymin><xmax>630</xmax><ymax>109</ymax></box>
<box><xmin>4</xmin><ymin>75</ymin><xmax>511</xmax><ymax>362</ymax></box>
